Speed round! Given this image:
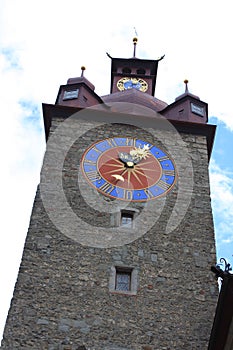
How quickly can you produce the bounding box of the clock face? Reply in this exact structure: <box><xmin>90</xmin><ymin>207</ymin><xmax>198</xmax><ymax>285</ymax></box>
<box><xmin>117</xmin><ymin>77</ymin><xmax>148</xmax><ymax>92</ymax></box>
<box><xmin>81</xmin><ymin>137</ymin><xmax>177</xmax><ymax>202</ymax></box>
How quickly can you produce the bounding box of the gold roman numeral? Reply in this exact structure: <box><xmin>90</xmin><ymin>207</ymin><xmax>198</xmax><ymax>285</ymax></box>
<box><xmin>157</xmin><ymin>180</ymin><xmax>170</xmax><ymax>191</ymax></box>
<box><xmin>123</xmin><ymin>189</ymin><xmax>133</xmax><ymax>200</ymax></box>
<box><xmin>106</xmin><ymin>138</ymin><xmax>118</xmax><ymax>148</ymax></box>
<box><xmin>86</xmin><ymin>171</ymin><xmax>102</xmax><ymax>182</ymax></box>
<box><xmin>125</xmin><ymin>138</ymin><xmax>136</xmax><ymax>147</ymax></box>
<box><xmin>162</xmin><ymin>169</ymin><xmax>175</xmax><ymax>176</ymax></box>
<box><xmin>84</xmin><ymin>159</ymin><xmax>96</xmax><ymax>165</ymax></box>
<box><xmin>99</xmin><ymin>182</ymin><xmax>114</xmax><ymax>194</ymax></box>
<box><xmin>144</xmin><ymin>188</ymin><xmax>154</xmax><ymax>199</ymax></box>
<box><xmin>92</xmin><ymin>146</ymin><xmax>102</xmax><ymax>154</ymax></box>
<box><xmin>158</xmin><ymin>156</ymin><xmax>169</xmax><ymax>161</ymax></box>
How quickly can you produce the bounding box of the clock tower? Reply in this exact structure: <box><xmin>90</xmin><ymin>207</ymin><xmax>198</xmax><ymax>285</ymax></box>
<box><xmin>1</xmin><ymin>40</ymin><xmax>218</xmax><ymax>349</ymax></box>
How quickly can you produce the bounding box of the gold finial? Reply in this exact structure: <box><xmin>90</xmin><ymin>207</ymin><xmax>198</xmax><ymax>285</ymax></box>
<box><xmin>133</xmin><ymin>37</ymin><xmax>138</xmax><ymax>57</ymax></box>
<box><xmin>81</xmin><ymin>66</ymin><xmax>86</xmax><ymax>77</ymax></box>
<box><xmin>184</xmin><ymin>79</ymin><xmax>189</xmax><ymax>93</ymax></box>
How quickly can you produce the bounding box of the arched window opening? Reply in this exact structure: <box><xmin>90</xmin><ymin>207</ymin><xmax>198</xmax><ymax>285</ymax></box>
<box><xmin>122</xmin><ymin>67</ymin><xmax>131</xmax><ymax>74</ymax></box>
<box><xmin>137</xmin><ymin>68</ymin><xmax>145</xmax><ymax>75</ymax></box>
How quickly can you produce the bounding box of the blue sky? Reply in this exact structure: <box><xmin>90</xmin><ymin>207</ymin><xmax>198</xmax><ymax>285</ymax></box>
<box><xmin>0</xmin><ymin>0</ymin><xmax>233</xmax><ymax>341</ymax></box>
<box><xmin>209</xmin><ymin>117</ymin><xmax>233</xmax><ymax>264</ymax></box>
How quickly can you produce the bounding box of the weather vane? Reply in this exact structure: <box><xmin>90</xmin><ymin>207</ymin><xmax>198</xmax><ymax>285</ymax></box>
<box><xmin>132</xmin><ymin>29</ymin><xmax>138</xmax><ymax>58</ymax></box>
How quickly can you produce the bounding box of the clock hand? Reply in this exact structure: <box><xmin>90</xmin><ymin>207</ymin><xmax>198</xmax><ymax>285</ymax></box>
<box><xmin>118</xmin><ymin>152</ymin><xmax>135</xmax><ymax>168</ymax></box>
<box><xmin>111</xmin><ymin>167</ymin><xmax>129</xmax><ymax>183</ymax></box>
<box><xmin>118</xmin><ymin>151</ymin><xmax>146</xmax><ymax>167</ymax></box>
<box><xmin>119</xmin><ymin>144</ymin><xmax>151</xmax><ymax>168</ymax></box>
<box><xmin>119</xmin><ymin>152</ymin><xmax>132</xmax><ymax>163</ymax></box>
<box><xmin>111</xmin><ymin>174</ymin><xmax>125</xmax><ymax>182</ymax></box>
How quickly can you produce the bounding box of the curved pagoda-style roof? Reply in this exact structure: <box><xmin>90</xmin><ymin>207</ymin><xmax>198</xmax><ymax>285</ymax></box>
<box><xmin>101</xmin><ymin>89</ymin><xmax>168</xmax><ymax>113</ymax></box>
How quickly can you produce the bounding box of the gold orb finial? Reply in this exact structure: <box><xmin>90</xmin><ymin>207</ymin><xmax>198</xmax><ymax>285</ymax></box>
<box><xmin>184</xmin><ymin>79</ymin><xmax>189</xmax><ymax>93</ymax></box>
<box><xmin>81</xmin><ymin>66</ymin><xmax>86</xmax><ymax>77</ymax></box>
<box><xmin>133</xmin><ymin>37</ymin><xmax>138</xmax><ymax>57</ymax></box>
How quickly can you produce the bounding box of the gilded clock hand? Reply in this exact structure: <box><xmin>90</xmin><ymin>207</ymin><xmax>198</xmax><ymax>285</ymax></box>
<box><xmin>118</xmin><ymin>152</ymin><xmax>135</xmax><ymax>168</ymax></box>
<box><xmin>111</xmin><ymin>174</ymin><xmax>125</xmax><ymax>182</ymax></box>
<box><xmin>111</xmin><ymin>166</ymin><xmax>129</xmax><ymax>182</ymax></box>
<box><xmin>118</xmin><ymin>144</ymin><xmax>151</xmax><ymax>168</ymax></box>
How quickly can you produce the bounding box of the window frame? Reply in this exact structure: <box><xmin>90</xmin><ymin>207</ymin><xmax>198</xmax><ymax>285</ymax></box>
<box><xmin>121</xmin><ymin>211</ymin><xmax>134</xmax><ymax>227</ymax></box>
<box><xmin>109</xmin><ymin>265</ymin><xmax>138</xmax><ymax>295</ymax></box>
<box><xmin>63</xmin><ymin>88</ymin><xmax>79</xmax><ymax>100</ymax></box>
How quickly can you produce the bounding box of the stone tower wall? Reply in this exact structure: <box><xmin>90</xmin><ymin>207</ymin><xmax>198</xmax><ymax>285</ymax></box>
<box><xmin>1</xmin><ymin>114</ymin><xmax>218</xmax><ymax>350</ymax></box>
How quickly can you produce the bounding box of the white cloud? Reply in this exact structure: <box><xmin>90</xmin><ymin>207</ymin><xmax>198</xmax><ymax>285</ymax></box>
<box><xmin>0</xmin><ymin>40</ymin><xmax>45</xmax><ymax>338</ymax></box>
<box><xmin>210</xmin><ymin>160</ymin><xmax>233</xmax><ymax>255</ymax></box>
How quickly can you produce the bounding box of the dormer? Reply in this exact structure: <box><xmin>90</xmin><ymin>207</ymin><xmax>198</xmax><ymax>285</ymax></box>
<box><xmin>161</xmin><ymin>80</ymin><xmax>208</xmax><ymax>124</ymax></box>
<box><xmin>55</xmin><ymin>66</ymin><xmax>103</xmax><ymax>108</ymax></box>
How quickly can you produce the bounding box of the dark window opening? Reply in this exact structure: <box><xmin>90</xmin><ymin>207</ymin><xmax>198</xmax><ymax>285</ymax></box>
<box><xmin>121</xmin><ymin>211</ymin><xmax>134</xmax><ymax>227</ymax></box>
<box><xmin>137</xmin><ymin>68</ymin><xmax>146</xmax><ymax>75</ymax></box>
<box><xmin>109</xmin><ymin>265</ymin><xmax>138</xmax><ymax>295</ymax></box>
<box><xmin>115</xmin><ymin>268</ymin><xmax>132</xmax><ymax>291</ymax></box>
<box><xmin>122</xmin><ymin>67</ymin><xmax>131</xmax><ymax>74</ymax></box>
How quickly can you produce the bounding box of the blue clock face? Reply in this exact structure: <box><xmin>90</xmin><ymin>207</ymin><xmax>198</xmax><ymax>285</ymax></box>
<box><xmin>117</xmin><ymin>77</ymin><xmax>148</xmax><ymax>92</ymax></box>
<box><xmin>123</xmin><ymin>80</ymin><xmax>141</xmax><ymax>90</ymax></box>
<box><xmin>81</xmin><ymin>137</ymin><xmax>177</xmax><ymax>202</ymax></box>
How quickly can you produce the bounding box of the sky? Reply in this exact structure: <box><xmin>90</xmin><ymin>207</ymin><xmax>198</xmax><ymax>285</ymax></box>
<box><xmin>0</xmin><ymin>0</ymin><xmax>233</xmax><ymax>341</ymax></box>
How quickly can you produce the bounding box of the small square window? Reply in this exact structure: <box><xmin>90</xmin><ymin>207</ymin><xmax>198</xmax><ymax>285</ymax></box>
<box><xmin>63</xmin><ymin>89</ymin><xmax>79</xmax><ymax>100</ymax></box>
<box><xmin>115</xmin><ymin>269</ymin><xmax>131</xmax><ymax>291</ymax></box>
<box><xmin>121</xmin><ymin>211</ymin><xmax>134</xmax><ymax>227</ymax></box>
<box><xmin>109</xmin><ymin>266</ymin><xmax>138</xmax><ymax>295</ymax></box>
<box><xmin>190</xmin><ymin>102</ymin><xmax>206</xmax><ymax>117</ymax></box>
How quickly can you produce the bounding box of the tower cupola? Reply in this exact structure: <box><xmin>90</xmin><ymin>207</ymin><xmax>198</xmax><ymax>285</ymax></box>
<box><xmin>108</xmin><ymin>38</ymin><xmax>164</xmax><ymax>96</ymax></box>
<box><xmin>162</xmin><ymin>80</ymin><xmax>208</xmax><ymax>123</ymax></box>
<box><xmin>55</xmin><ymin>66</ymin><xmax>103</xmax><ymax>108</ymax></box>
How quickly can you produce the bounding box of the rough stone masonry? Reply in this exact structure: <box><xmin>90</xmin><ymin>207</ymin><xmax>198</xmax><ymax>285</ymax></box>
<box><xmin>1</xmin><ymin>113</ymin><xmax>218</xmax><ymax>350</ymax></box>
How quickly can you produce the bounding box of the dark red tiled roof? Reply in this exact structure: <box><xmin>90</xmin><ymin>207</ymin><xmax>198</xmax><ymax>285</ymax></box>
<box><xmin>67</xmin><ymin>76</ymin><xmax>95</xmax><ymax>91</ymax></box>
<box><xmin>101</xmin><ymin>89</ymin><xmax>167</xmax><ymax>113</ymax></box>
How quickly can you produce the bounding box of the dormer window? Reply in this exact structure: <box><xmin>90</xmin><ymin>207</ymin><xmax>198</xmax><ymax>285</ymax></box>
<box><xmin>63</xmin><ymin>88</ymin><xmax>79</xmax><ymax>100</ymax></box>
<box><xmin>190</xmin><ymin>102</ymin><xmax>206</xmax><ymax>117</ymax></box>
